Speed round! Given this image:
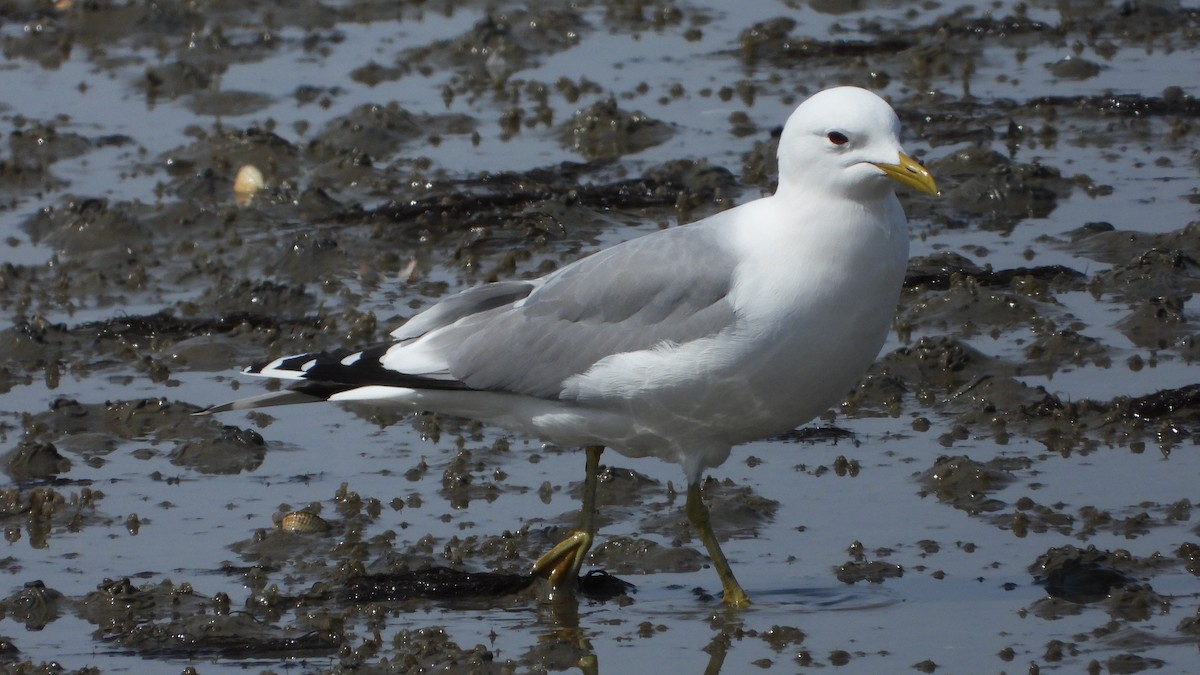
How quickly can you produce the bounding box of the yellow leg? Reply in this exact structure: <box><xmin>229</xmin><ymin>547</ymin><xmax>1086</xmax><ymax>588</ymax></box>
<box><xmin>531</xmin><ymin>446</ymin><xmax>604</xmax><ymax>590</ymax></box>
<box><xmin>687</xmin><ymin>481</ymin><xmax>751</xmax><ymax>608</ymax></box>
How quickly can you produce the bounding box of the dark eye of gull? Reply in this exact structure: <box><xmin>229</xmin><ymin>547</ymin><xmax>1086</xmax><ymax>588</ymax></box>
<box><xmin>827</xmin><ymin>131</ymin><xmax>849</xmax><ymax>145</ymax></box>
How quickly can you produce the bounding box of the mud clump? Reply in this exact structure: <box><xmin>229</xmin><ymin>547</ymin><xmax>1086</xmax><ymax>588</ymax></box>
<box><xmin>169</xmin><ymin>425</ymin><xmax>265</xmax><ymax>475</ymax></box>
<box><xmin>3</xmin><ymin>441</ymin><xmax>70</xmax><ymax>481</ymax></box>
<box><xmin>836</xmin><ymin>560</ymin><xmax>904</xmax><ymax>584</ymax></box>
<box><xmin>22</xmin><ymin>398</ymin><xmax>223</xmax><ymax>460</ymax></box>
<box><xmin>881</xmin><ymin>336</ymin><xmax>1005</xmax><ymax>391</ymax></box>
<box><xmin>0</xmin><ymin>485</ymin><xmax>105</xmax><ymax>549</ymax></box>
<box><xmin>589</xmin><ymin>535</ymin><xmax>706</xmax><ymax>575</ymax></box>
<box><xmin>103</xmin><ymin>614</ymin><xmax>342</xmax><ymax>659</ymax></box>
<box><xmin>1029</xmin><ymin>92</ymin><xmax>1200</xmax><ymax>117</ymax></box>
<box><xmin>23</xmin><ymin>197</ymin><xmax>153</xmax><ymax>259</ymax></box>
<box><xmin>1089</xmin><ymin>248</ymin><xmax>1200</xmax><ymax>303</ymax></box>
<box><xmin>387</xmin><ymin>627</ymin><xmax>512</xmax><ymax>673</ymax></box>
<box><xmin>74</xmin><ymin>576</ymin><xmax>345</xmax><ymax>660</ymax></box>
<box><xmin>1115</xmin><ymin>296</ymin><xmax>1192</xmax><ymax>350</ymax></box>
<box><xmin>1035</xmin><ymin>554</ymin><xmax>1135</xmax><ymax>603</ymax></box>
<box><xmin>76</xmin><ymin>577</ymin><xmax>167</xmax><ymax>627</ymax></box>
<box><xmin>1055</xmin><ymin>385</ymin><xmax>1200</xmax><ymax>460</ymax></box>
<box><xmin>898</xmin><ymin>272</ymin><xmax>1050</xmax><ymax>334</ymax></box>
<box><xmin>736</xmin><ymin>17</ymin><xmax>912</xmax><ymax>66</ymax></box>
<box><xmin>309</xmin><ymin>103</ymin><xmax>476</xmax><ymax>167</ymax></box>
<box><xmin>1023</xmin><ymin>330</ymin><xmax>1112</xmax><ymax>371</ymax></box>
<box><xmin>1027</xmin><ymin>546</ymin><xmax>1174</xmax><ymax>627</ymax></box>
<box><xmin>929</xmin><ymin>148</ymin><xmax>1073</xmax><ymax>233</ymax></box>
<box><xmin>348</xmin><ymin>159</ymin><xmax>736</xmax><ymax>256</ymax></box>
<box><xmin>394</xmin><ymin>8</ymin><xmax>588</xmax><ymax>88</ymax></box>
<box><xmin>558</xmin><ymin>98</ymin><xmax>674</xmax><ymax>161</ymax></box>
<box><xmin>904</xmin><ymin>251</ymin><xmax>1086</xmax><ymax>292</ymax></box>
<box><xmin>0</xmin><ymin>581</ymin><xmax>63</xmax><ymax>631</ymax></box>
<box><xmin>162</xmin><ymin>127</ymin><xmax>303</xmax><ymax>196</ymax></box>
<box><xmin>344</xmin><ymin>566</ymin><xmax>534</xmax><ymax>603</ymax></box>
<box><xmin>917</xmin><ymin>454</ymin><xmax>1023</xmax><ymax>515</ymax></box>
<box><xmin>591</xmin><ymin>464</ymin><xmax>661</xmax><ymax>507</ymax></box>
<box><xmin>1045</xmin><ymin>55</ymin><xmax>1103</xmax><ymax>80</ymax></box>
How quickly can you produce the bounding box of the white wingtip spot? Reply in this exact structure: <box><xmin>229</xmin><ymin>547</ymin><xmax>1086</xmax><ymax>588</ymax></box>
<box><xmin>328</xmin><ymin>385</ymin><xmax>417</xmax><ymax>402</ymax></box>
<box><xmin>244</xmin><ymin>355</ymin><xmax>311</xmax><ymax>381</ymax></box>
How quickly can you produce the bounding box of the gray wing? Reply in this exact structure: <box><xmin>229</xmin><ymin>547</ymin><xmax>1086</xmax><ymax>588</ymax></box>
<box><xmin>391</xmin><ymin>280</ymin><xmax>536</xmax><ymax>342</ymax></box>
<box><xmin>426</xmin><ymin>224</ymin><xmax>739</xmax><ymax>398</ymax></box>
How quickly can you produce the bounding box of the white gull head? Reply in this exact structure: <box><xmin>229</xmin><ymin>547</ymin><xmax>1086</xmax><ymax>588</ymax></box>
<box><xmin>776</xmin><ymin>86</ymin><xmax>937</xmax><ymax>202</ymax></box>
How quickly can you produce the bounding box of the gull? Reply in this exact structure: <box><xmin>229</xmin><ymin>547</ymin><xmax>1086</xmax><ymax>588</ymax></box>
<box><xmin>201</xmin><ymin>86</ymin><xmax>937</xmax><ymax>608</ymax></box>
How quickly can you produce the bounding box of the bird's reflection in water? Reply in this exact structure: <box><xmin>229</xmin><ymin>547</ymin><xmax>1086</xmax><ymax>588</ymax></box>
<box><xmin>528</xmin><ymin>580</ymin><xmax>754</xmax><ymax>675</ymax></box>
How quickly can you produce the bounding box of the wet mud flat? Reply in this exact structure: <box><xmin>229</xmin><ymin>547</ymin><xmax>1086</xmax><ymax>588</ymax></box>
<box><xmin>1</xmin><ymin>0</ymin><xmax>1200</xmax><ymax>672</ymax></box>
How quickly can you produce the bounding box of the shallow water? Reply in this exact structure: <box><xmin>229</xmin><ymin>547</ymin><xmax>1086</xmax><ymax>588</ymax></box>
<box><xmin>1</xmin><ymin>0</ymin><xmax>1200</xmax><ymax>673</ymax></box>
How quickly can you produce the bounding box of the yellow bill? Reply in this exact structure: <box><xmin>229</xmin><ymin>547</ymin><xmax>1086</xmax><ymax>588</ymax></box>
<box><xmin>872</xmin><ymin>152</ymin><xmax>939</xmax><ymax>195</ymax></box>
